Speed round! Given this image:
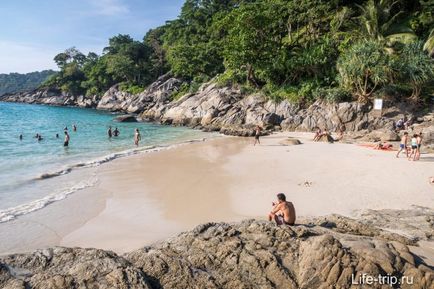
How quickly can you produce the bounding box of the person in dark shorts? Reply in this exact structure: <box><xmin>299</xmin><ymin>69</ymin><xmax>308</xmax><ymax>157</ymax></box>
<box><xmin>107</xmin><ymin>126</ymin><xmax>113</xmax><ymax>138</ymax></box>
<box><xmin>396</xmin><ymin>132</ymin><xmax>408</xmax><ymax>158</ymax></box>
<box><xmin>64</xmin><ymin>131</ymin><xmax>70</xmax><ymax>147</ymax></box>
<box><xmin>268</xmin><ymin>193</ymin><xmax>296</xmax><ymax>226</ymax></box>
<box><xmin>415</xmin><ymin>133</ymin><xmax>422</xmax><ymax>161</ymax></box>
<box><xmin>253</xmin><ymin>126</ymin><xmax>261</xmax><ymax>146</ymax></box>
<box><xmin>408</xmin><ymin>134</ymin><xmax>418</xmax><ymax>161</ymax></box>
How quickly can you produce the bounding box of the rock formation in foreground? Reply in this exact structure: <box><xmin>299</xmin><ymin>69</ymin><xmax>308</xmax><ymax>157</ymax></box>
<box><xmin>1</xmin><ymin>215</ymin><xmax>433</xmax><ymax>289</ymax></box>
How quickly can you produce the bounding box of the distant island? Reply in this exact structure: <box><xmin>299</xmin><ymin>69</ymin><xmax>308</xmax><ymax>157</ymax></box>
<box><xmin>0</xmin><ymin>70</ymin><xmax>56</xmax><ymax>96</ymax></box>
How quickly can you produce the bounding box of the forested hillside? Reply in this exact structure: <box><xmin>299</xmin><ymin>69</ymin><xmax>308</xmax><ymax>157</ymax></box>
<box><xmin>44</xmin><ymin>0</ymin><xmax>434</xmax><ymax>104</ymax></box>
<box><xmin>0</xmin><ymin>70</ymin><xmax>56</xmax><ymax>95</ymax></box>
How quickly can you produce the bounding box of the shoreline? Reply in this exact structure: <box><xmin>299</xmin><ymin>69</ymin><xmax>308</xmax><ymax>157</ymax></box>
<box><xmin>1</xmin><ymin>132</ymin><xmax>433</xmax><ymax>257</ymax></box>
<box><xmin>0</xmin><ymin>127</ymin><xmax>219</xmax><ymax>223</ymax></box>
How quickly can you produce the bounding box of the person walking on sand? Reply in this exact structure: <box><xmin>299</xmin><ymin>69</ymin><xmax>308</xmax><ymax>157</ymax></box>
<box><xmin>134</xmin><ymin>128</ymin><xmax>141</xmax><ymax>146</ymax></box>
<box><xmin>64</xmin><ymin>131</ymin><xmax>70</xmax><ymax>147</ymax></box>
<box><xmin>268</xmin><ymin>193</ymin><xmax>296</xmax><ymax>226</ymax></box>
<box><xmin>396</xmin><ymin>132</ymin><xmax>409</xmax><ymax>158</ymax></box>
<box><xmin>408</xmin><ymin>134</ymin><xmax>418</xmax><ymax>161</ymax></box>
<box><xmin>107</xmin><ymin>126</ymin><xmax>113</xmax><ymax>138</ymax></box>
<box><xmin>415</xmin><ymin>133</ymin><xmax>423</xmax><ymax>161</ymax></box>
<box><xmin>253</xmin><ymin>126</ymin><xmax>261</xmax><ymax>146</ymax></box>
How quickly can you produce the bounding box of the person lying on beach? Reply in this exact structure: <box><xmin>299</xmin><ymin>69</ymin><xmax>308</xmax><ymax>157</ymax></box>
<box><xmin>268</xmin><ymin>193</ymin><xmax>296</xmax><ymax>226</ymax></box>
<box><xmin>396</xmin><ymin>132</ymin><xmax>408</xmax><ymax>158</ymax></box>
<box><xmin>374</xmin><ymin>142</ymin><xmax>392</xmax><ymax>150</ymax></box>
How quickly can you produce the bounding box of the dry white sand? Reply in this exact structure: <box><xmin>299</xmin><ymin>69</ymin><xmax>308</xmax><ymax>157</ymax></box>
<box><xmin>1</xmin><ymin>132</ymin><xmax>433</xmax><ymax>258</ymax></box>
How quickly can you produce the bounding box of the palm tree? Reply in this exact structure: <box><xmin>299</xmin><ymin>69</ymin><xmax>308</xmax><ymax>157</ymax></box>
<box><xmin>357</xmin><ymin>0</ymin><xmax>417</xmax><ymax>45</ymax></box>
<box><xmin>399</xmin><ymin>42</ymin><xmax>434</xmax><ymax>100</ymax></box>
<box><xmin>423</xmin><ymin>29</ymin><xmax>434</xmax><ymax>57</ymax></box>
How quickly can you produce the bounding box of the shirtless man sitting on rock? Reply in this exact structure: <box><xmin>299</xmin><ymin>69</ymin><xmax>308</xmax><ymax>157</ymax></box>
<box><xmin>268</xmin><ymin>193</ymin><xmax>296</xmax><ymax>226</ymax></box>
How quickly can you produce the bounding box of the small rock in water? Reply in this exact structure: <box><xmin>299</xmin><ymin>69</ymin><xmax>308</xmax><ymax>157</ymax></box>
<box><xmin>114</xmin><ymin>115</ymin><xmax>137</xmax><ymax>122</ymax></box>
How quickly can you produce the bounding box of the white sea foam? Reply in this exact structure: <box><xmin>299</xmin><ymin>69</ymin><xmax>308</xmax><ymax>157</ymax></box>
<box><xmin>0</xmin><ymin>137</ymin><xmax>210</xmax><ymax>223</ymax></box>
<box><xmin>0</xmin><ymin>175</ymin><xmax>98</xmax><ymax>223</ymax></box>
<box><xmin>35</xmin><ymin>137</ymin><xmax>208</xmax><ymax>180</ymax></box>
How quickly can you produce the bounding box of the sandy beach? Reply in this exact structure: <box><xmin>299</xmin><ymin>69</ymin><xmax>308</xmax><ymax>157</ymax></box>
<box><xmin>1</xmin><ymin>132</ymin><xmax>433</xmax><ymax>256</ymax></box>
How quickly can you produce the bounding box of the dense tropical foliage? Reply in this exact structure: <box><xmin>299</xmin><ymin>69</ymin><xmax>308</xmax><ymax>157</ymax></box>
<box><xmin>44</xmin><ymin>0</ymin><xmax>433</xmax><ymax>104</ymax></box>
<box><xmin>0</xmin><ymin>70</ymin><xmax>56</xmax><ymax>95</ymax></box>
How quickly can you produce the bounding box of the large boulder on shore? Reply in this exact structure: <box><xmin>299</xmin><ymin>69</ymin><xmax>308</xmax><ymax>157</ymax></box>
<box><xmin>97</xmin><ymin>85</ymin><xmax>137</xmax><ymax>112</ymax></box>
<box><xmin>1</xmin><ymin>216</ymin><xmax>432</xmax><ymax>289</ymax></box>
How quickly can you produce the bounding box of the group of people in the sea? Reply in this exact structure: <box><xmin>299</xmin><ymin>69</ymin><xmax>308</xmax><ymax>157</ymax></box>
<box><xmin>19</xmin><ymin>124</ymin><xmax>143</xmax><ymax>147</ymax></box>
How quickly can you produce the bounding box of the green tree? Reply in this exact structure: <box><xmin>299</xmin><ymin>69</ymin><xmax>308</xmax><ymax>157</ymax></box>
<box><xmin>357</xmin><ymin>0</ymin><xmax>417</xmax><ymax>45</ymax></box>
<box><xmin>337</xmin><ymin>40</ymin><xmax>393</xmax><ymax>102</ymax></box>
<box><xmin>398</xmin><ymin>41</ymin><xmax>434</xmax><ymax>99</ymax></box>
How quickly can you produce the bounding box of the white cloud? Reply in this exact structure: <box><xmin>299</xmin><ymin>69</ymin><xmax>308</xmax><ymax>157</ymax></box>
<box><xmin>88</xmin><ymin>0</ymin><xmax>130</xmax><ymax>16</ymax></box>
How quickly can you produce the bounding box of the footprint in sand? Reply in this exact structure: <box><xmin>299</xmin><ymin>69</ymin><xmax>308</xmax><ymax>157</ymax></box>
<box><xmin>298</xmin><ymin>181</ymin><xmax>313</xmax><ymax>187</ymax></box>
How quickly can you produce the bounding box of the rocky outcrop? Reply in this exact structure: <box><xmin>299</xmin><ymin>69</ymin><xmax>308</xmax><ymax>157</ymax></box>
<box><xmin>2</xmin><ymin>76</ymin><xmax>433</xmax><ymax>138</ymax></box>
<box><xmin>0</xmin><ymin>216</ymin><xmax>433</xmax><ymax>289</ymax></box>
<box><xmin>0</xmin><ymin>88</ymin><xmax>100</xmax><ymax>108</ymax></box>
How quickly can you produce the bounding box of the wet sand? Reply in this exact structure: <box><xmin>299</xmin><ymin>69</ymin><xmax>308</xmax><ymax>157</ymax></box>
<box><xmin>1</xmin><ymin>132</ymin><xmax>433</xmax><ymax>257</ymax></box>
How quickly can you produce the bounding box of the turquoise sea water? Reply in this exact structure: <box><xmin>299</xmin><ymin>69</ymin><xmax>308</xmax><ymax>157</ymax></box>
<box><xmin>0</xmin><ymin>102</ymin><xmax>213</xmax><ymax>221</ymax></box>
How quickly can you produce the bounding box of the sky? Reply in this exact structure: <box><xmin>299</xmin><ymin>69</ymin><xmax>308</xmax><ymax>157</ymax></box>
<box><xmin>0</xmin><ymin>0</ymin><xmax>185</xmax><ymax>74</ymax></box>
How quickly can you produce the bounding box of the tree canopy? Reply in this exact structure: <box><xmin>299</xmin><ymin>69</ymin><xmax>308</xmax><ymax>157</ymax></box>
<box><xmin>43</xmin><ymin>0</ymin><xmax>434</xmax><ymax>103</ymax></box>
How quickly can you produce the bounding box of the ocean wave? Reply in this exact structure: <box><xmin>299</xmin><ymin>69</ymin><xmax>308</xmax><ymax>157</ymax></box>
<box><xmin>0</xmin><ymin>137</ymin><xmax>210</xmax><ymax>223</ymax></box>
<box><xmin>0</xmin><ymin>175</ymin><xmax>98</xmax><ymax>223</ymax></box>
<box><xmin>35</xmin><ymin>137</ymin><xmax>208</xmax><ymax>180</ymax></box>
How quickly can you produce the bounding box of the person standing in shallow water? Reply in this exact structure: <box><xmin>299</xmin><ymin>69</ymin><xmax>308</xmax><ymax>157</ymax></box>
<box><xmin>107</xmin><ymin>126</ymin><xmax>113</xmax><ymax>138</ymax></box>
<box><xmin>64</xmin><ymin>131</ymin><xmax>70</xmax><ymax>147</ymax></box>
<box><xmin>134</xmin><ymin>128</ymin><xmax>141</xmax><ymax>146</ymax></box>
<box><xmin>73</xmin><ymin>124</ymin><xmax>77</xmax><ymax>132</ymax></box>
<box><xmin>19</xmin><ymin>134</ymin><xmax>23</xmax><ymax>140</ymax></box>
<box><xmin>113</xmin><ymin>127</ymin><xmax>120</xmax><ymax>137</ymax></box>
